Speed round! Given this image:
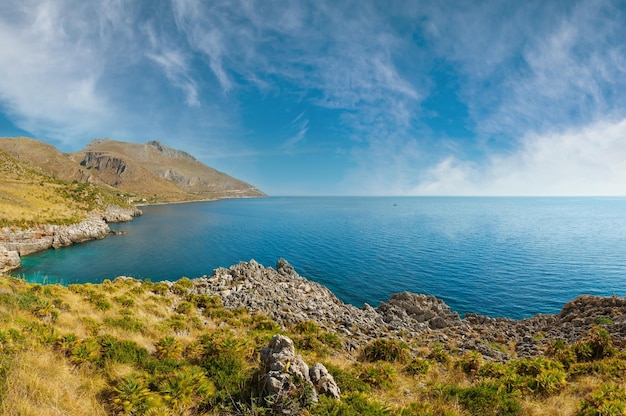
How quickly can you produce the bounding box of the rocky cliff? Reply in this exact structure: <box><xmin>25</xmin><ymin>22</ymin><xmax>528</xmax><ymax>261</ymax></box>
<box><xmin>0</xmin><ymin>205</ymin><xmax>141</xmax><ymax>272</ymax></box>
<box><xmin>73</xmin><ymin>139</ymin><xmax>266</xmax><ymax>202</ymax></box>
<box><xmin>185</xmin><ymin>259</ymin><xmax>626</xmax><ymax>362</ymax></box>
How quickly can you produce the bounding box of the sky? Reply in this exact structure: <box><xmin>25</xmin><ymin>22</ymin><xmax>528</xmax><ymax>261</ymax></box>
<box><xmin>1</xmin><ymin>0</ymin><xmax>626</xmax><ymax>196</ymax></box>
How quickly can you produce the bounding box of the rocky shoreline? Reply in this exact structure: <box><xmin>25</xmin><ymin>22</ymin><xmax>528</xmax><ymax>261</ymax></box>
<box><xmin>0</xmin><ymin>204</ymin><xmax>141</xmax><ymax>272</ymax></box>
<box><xmin>185</xmin><ymin>259</ymin><xmax>626</xmax><ymax>362</ymax></box>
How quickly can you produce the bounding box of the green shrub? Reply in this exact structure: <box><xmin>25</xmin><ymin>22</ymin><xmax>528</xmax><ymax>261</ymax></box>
<box><xmin>192</xmin><ymin>294</ymin><xmax>222</xmax><ymax>309</ymax></box>
<box><xmin>111</xmin><ymin>374</ymin><xmax>160</xmax><ymax>415</ymax></box>
<box><xmin>545</xmin><ymin>339</ymin><xmax>577</xmax><ymax>369</ymax></box>
<box><xmin>104</xmin><ymin>315</ymin><xmax>145</xmax><ymax>333</ymax></box>
<box><xmin>113</xmin><ymin>295</ymin><xmax>135</xmax><ymax>307</ymax></box>
<box><xmin>358</xmin><ymin>363</ymin><xmax>397</xmax><ymax>390</ymax></box>
<box><xmin>175</xmin><ymin>301</ymin><xmax>193</xmax><ymax>315</ymax></box>
<box><xmin>312</xmin><ymin>392</ymin><xmax>391</xmax><ymax>415</ymax></box>
<box><xmin>171</xmin><ymin>278</ymin><xmax>193</xmax><ymax>295</ymax></box>
<box><xmin>446</xmin><ymin>381</ymin><xmax>522</xmax><ymax>416</ymax></box>
<box><xmin>574</xmin><ymin>327</ymin><xmax>616</xmax><ymax>362</ymax></box>
<box><xmin>569</xmin><ymin>358</ymin><xmax>626</xmax><ymax>379</ymax></box>
<box><xmin>151</xmin><ymin>282</ymin><xmax>170</xmax><ymax>295</ymax></box>
<box><xmin>404</xmin><ymin>358</ymin><xmax>431</xmax><ymax>376</ymax></box>
<box><xmin>293</xmin><ymin>320</ymin><xmax>321</xmax><ymax>335</ymax></box>
<box><xmin>86</xmin><ymin>291</ymin><xmax>111</xmax><ymax>311</ymax></box>
<box><xmin>155</xmin><ymin>336</ymin><xmax>183</xmax><ymax>361</ymax></box>
<box><xmin>532</xmin><ymin>368</ymin><xmax>567</xmax><ymax>396</ymax></box>
<box><xmin>595</xmin><ymin>317</ymin><xmax>615</xmax><ymax>325</ymax></box>
<box><xmin>428</xmin><ymin>344</ymin><xmax>451</xmax><ymax>365</ymax></box>
<box><xmin>158</xmin><ymin>366</ymin><xmax>215</xmax><ymax>414</ymax></box>
<box><xmin>458</xmin><ymin>350</ymin><xmax>483</xmax><ymax>374</ymax></box>
<box><xmin>324</xmin><ymin>363</ymin><xmax>369</xmax><ymax>393</ymax></box>
<box><xmin>577</xmin><ymin>383</ymin><xmax>626</xmax><ymax>416</ymax></box>
<box><xmin>359</xmin><ymin>339</ymin><xmax>409</xmax><ymax>363</ymax></box>
<box><xmin>98</xmin><ymin>335</ymin><xmax>148</xmax><ymax>366</ymax></box>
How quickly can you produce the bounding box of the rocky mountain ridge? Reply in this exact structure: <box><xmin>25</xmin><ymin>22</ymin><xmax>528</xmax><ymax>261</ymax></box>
<box><xmin>0</xmin><ymin>137</ymin><xmax>266</xmax><ymax>203</ymax></box>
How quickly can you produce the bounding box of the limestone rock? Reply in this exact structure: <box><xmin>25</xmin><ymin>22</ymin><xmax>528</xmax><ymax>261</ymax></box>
<box><xmin>259</xmin><ymin>335</ymin><xmax>318</xmax><ymax>411</ymax></box>
<box><xmin>0</xmin><ymin>246</ymin><xmax>20</xmax><ymax>272</ymax></box>
<box><xmin>309</xmin><ymin>363</ymin><xmax>341</xmax><ymax>400</ymax></box>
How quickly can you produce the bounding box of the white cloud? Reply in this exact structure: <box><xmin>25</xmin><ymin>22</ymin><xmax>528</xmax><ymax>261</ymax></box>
<box><xmin>0</xmin><ymin>1</ymin><xmax>109</xmax><ymax>143</ymax></box>
<box><xmin>412</xmin><ymin>117</ymin><xmax>626</xmax><ymax>196</ymax></box>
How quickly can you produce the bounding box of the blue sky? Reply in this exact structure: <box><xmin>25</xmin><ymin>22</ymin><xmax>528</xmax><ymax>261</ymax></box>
<box><xmin>1</xmin><ymin>1</ymin><xmax>626</xmax><ymax>196</ymax></box>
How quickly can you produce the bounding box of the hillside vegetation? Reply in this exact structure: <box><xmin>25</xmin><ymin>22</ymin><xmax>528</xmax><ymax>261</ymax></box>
<box><xmin>0</xmin><ymin>149</ymin><xmax>128</xmax><ymax>228</ymax></box>
<box><xmin>0</xmin><ymin>273</ymin><xmax>625</xmax><ymax>415</ymax></box>
<box><xmin>0</xmin><ymin>137</ymin><xmax>265</xmax><ymax>205</ymax></box>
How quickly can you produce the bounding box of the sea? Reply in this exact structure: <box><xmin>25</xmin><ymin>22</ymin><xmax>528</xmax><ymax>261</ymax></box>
<box><xmin>11</xmin><ymin>197</ymin><xmax>626</xmax><ymax>319</ymax></box>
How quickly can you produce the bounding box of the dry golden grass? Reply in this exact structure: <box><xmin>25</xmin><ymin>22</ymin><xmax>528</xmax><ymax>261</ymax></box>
<box><xmin>0</xmin><ymin>347</ymin><xmax>107</xmax><ymax>416</ymax></box>
<box><xmin>1</xmin><ymin>273</ymin><xmax>625</xmax><ymax>415</ymax></box>
<box><xmin>0</xmin><ymin>180</ymin><xmax>85</xmax><ymax>225</ymax></box>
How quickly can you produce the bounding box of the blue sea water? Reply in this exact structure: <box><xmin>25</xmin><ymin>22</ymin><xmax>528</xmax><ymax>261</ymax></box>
<box><xmin>12</xmin><ymin>197</ymin><xmax>626</xmax><ymax>319</ymax></box>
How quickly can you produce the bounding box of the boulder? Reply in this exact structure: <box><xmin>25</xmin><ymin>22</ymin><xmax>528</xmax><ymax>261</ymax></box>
<box><xmin>309</xmin><ymin>363</ymin><xmax>341</xmax><ymax>400</ymax></box>
<box><xmin>259</xmin><ymin>335</ymin><xmax>318</xmax><ymax>413</ymax></box>
<box><xmin>0</xmin><ymin>246</ymin><xmax>20</xmax><ymax>272</ymax></box>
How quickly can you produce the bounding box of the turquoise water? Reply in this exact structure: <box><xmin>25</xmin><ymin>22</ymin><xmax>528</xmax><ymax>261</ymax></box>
<box><xmin>13</xmin><ymin>197</ymin><xmax>626</xmax><ymax>319</ymax></box>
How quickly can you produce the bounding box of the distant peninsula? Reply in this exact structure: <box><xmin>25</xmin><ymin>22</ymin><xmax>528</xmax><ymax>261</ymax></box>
<box><xmin>0</xmin><ymin>136</ymin><xmax>265</xmax><ymax>271</ymax></box>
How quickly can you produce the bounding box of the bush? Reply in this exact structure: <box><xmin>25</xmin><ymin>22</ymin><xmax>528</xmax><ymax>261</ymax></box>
<box><xmin>358</xmin><ymin>363</ymin><xmax>397</xmax><ymax>390</ymax></box>
<box><xmin>312</xmin><ymin>392</ymin><xmax>390</xmax><ymax>415</ymax></box>
<box><xmin>458</xmin><ymin>350</ymin><xmax>483</xmax><ymax>374</ymax></box>
<box><xmin>98</xmin><ymin>335</ymin><xmax>149</xmax><ymax>366</ymax></box>
<box><xmin>111</xmin><ymin>374</ymin><xmax>160</xmax><ymax>415</ymax></box>
<box><xmin>174</xmin><ymin>301</ymin><xmax>193</xmax><ymax>315</ymax></box>
<box><xmin>324</xmin><ymin>363</ymin><xmax>369</xmax><ymax>393</ymax></box>
<box><xmin>404</xmin><ymin>358</ymin><xmax>431</xmax><ymax>376</ymax></box>
<box><xmin>171</xmin><ymin>278</ymin><xmax>193</xmax><ymax>295</ymax></box>
<box><xmin>446</xmin><ymin>381</ymin><xmax>522</xmax><ymax>416</ymax></box>
<box><xmin>359</xmin><ymin>339</ymin><xmax>409</xmax><ymax>363</ymax></box>
<box><xmin>104</xmin><ymin>315</ymin><xmax>145</xmax><ymax>333</ymax></box>
<box><xmin>292</xmin><ymin>321</ymin><xmax>321</xmax><ymax>335</ymax></box>
<box><xmin>577</xmin><ymin>383</ymin><xmax>626</xmax><ymax>416</ymax></box>
<box><xmin>158</xmin><ymin>366</ymin><xmax>215</xmax><ymax>414</ymax></box>
<box><xmin>155</xmin><ymin>336</ymin><xmax>183</xmax><ymax>361</ymax></box>
<box><xmin>574</xmin><ymin>327</ymin><xmax>616</xmax><ymax>362</ymax></box>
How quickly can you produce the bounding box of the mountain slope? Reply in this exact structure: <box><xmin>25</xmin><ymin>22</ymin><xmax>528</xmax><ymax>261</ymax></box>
<box><xmin>0</xmin><ymin>137</ymin><xmax>265</xmax><ymax>204</ymax></box>
<box><xmin>0</xmin><ymin>148</ymin><xmax>125</xmax><ymax>227</ymax></box>
<box><xmin>0</xmin><ymin>137</ymin><xmax>87</xmax><ymax>182</ymax></box>
<box><xmin>73</xmin><ymin>139</ymin><xmax>265</xmax><ymax>202</ymax></box>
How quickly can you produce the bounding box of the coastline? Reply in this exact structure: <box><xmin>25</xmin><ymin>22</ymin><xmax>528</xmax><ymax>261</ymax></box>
<box><xmin>0</xmin><ymin>205</ymin><xmax>141</xmax><ymax>273</ymax></box>
<box><xmin>1</xmin><ymin>194</ymin><xmax>267</xmax><ymax>273</ymax></box>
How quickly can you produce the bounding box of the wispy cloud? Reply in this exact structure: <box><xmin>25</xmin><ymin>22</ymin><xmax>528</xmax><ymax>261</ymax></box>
<box><xmin>169</xmin><ymin>0</ymin><xmax>423</xmax><ymax>138</ymax></box>
<box><xmin>280</xmin><ymin>112</ymin><xmax>309</xmax><ymax>154</ymax></box>
<box><xmin>145</xmin><ymin>32</ymin><xmax>200</xmax><ymax>107</ymax></box>
<box><xmin>0</xmin><ymin>1</ymin><xmax>111</xmax><ymax>144</ymax></box>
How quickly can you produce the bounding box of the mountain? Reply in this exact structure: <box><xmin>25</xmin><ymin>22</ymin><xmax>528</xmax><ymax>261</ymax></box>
<box><xmin>0</xmin><ymin>137</ymin><xmax>265</xmax><ymax>204</ymax></box>
<box><xmin>0</xmin><ymin>137</ymin><xmax>88</xmax><ymax>183</ymax></box>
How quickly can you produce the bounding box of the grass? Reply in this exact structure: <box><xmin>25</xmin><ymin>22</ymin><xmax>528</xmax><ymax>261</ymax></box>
<box><xmin>0</xmin><ymin>149</ymin><xmax>130</xmax><ymax>228</ymax></box>
<box><xmin>0</xmin><ymin>273</ymin><xmax>626</xmax><ymax>415</ymax></box>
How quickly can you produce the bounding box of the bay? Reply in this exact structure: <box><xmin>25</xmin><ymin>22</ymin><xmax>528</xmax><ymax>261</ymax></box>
<box><xmin>13</xmin><ymin>197</ymin><xmax>626</xmax><ymax>319</ymax></box>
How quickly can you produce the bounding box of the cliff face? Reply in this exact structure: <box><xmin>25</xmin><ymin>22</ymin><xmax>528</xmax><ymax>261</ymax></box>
<box><xmin>73</xmin><ymin>139</ymin><xmax>266</xmax><ymax>202</ymax></box>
